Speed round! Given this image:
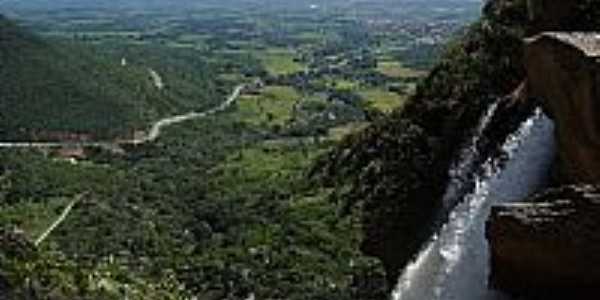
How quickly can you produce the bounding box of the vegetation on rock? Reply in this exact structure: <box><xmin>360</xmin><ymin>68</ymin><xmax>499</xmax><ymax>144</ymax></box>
<box><xmin>311</xmin><ymin>0</ymin><xmax>532</xmax><ymax>285</ymax></box>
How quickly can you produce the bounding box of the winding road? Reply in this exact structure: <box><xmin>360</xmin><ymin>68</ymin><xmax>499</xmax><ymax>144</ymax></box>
<box><xmin>0</xmin><ymin>84</ymin><xmax>245</xmax><ymax>149</ymax></box>
<box><xmin>128</xmin><ymin>84</ymin><xmax>245</xmax><ymax>144</ymax></box>
<box><xmin>7</xmin><ymin>83</ymin><xmax>245</xmax><ymax>247</ymax></box>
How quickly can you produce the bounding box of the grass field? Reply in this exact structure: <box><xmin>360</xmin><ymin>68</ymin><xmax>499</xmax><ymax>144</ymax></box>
<box><xmin>237</xmin><ymin>85</ymin><xmax>301</xmax><ymax>127</ymax></box>
<box><xmin>359</xmin><ymin>88</ymin><xmax>408</xmax><ymax>113</ymax></box>
<box><xmin>257</xmin><ymin>48</ymin><xmax>305</xmax><ymax>75</ymax></box>
<box><xmin>327</xmin><ymin>121</ymin><xmax>370</xmax><ymax>141</ymax></box>
<box><xmin>212</xmin><ymin>141</ymin><xmax>322</xmax><ymax>188</ymax></box>
<box><xmin>376</xmin><ymin>60</ymin><xmax>427</xmax><ymax>78</ymax></box>
<box><xmin>331</xmin><ymin>79</ymin><xmax>360</xmax><ymax>91</ymax></box>
<box><xmin>294</xmin><ymin>31</ymin><xmax>326</xmax><ymax>43</ymax></box>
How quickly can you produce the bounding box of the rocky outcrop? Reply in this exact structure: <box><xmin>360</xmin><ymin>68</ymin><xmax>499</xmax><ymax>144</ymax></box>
<box><xmin>525</xmin><ymin>32</ymin><xmax>600</xmax><ymax>183</ymax></box>
<box><xmin>486</xmin><ymin>185</ymin><xmax>600</xmax><ymax>297</ymax></box>
<box><xmin>487</xmin><ymin>30</ymin><xmax>600</xmax><ymax>297</ymax></box>
<box><xmin>485</xmin><ymin>3</ymin><xmax>600</xmax><ymax>297</ymax></box>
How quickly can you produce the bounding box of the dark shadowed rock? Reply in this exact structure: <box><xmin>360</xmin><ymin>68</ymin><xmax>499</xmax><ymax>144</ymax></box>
<box><xmin>527</xmin><ymin>0</ymin><xmax>579</xmax><ymax>33</ymax></box>
<box><xmin>525</xmin><ymin>32</ymin><xmax>600</xmax><ymax>184</ymax></box>
<box><xmin>486</xmin><ymin>185</ymin><xmax>600</xmax><ymax>298</ymax></box>
<box><xmin>526</xmin><ymin>0</ymin><xmax>600</xmax><ymax>34</ymax></box>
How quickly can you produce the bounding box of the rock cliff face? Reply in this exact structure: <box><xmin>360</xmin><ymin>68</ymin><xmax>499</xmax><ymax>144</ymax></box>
<box><xmin>486</xmin><ymin>185</ymin><xmax>600</xmax><ymax>297</ymax></box>
<box><xmin>486</xmin><ymin>1</ymin><xmax>600</xmax><ymax>295</ymax></box>
<box><xmin>525</xmin><ymin>33</ymin><xmax>600</xmax><ymax>184</ymax></box>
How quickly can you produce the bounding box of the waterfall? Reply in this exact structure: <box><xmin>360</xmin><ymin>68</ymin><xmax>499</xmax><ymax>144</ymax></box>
<box><xmin>392</xmin><ymin>107</ymin><xmax>556</xmax><ymax>300</ymax></box>
<box><xmin>442</xmin><ymin>101</ymin><xmax>500</xmax><ymax>212</ymax></box>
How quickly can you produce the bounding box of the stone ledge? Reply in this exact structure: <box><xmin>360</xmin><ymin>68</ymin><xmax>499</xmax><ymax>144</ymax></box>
<box><xmin>486</xmin><ymin>185</ymin><xmax>600</xmax><ymax>297</ymax></box>
<box><xmin>526</xmin><ymin>32</ymin><xmax>600</xmax><ymax>58</ymax></box>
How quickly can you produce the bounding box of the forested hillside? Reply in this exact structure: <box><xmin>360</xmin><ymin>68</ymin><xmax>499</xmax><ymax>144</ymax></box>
<box><xmin>0</xmin><ymin>16</ymin><xmax>220</xmax><ymax>141</ymax></box>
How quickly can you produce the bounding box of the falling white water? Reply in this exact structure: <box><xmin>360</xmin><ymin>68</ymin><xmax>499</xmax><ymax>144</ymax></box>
<box><xmin>392</xmin><ymin>107</ymin><xmax>556</xmax><ymax>300</ymax></box>
<box><xmin>443</xmin><ymin>101</ymin><xmax>500</xmax><ymax>211</ymax></box>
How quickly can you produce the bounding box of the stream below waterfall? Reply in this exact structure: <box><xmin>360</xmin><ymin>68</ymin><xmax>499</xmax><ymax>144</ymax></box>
<box><xmin>392</xmin><ymin>107</ymin><xmax>556</xmax><ymax>300</ymax></box>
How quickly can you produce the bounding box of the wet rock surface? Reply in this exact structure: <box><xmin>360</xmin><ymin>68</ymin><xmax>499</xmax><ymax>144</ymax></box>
<box><xmin>486</xmin><ymin>185</ymin><xmax>600</xmax><ymax>297</ymax></box>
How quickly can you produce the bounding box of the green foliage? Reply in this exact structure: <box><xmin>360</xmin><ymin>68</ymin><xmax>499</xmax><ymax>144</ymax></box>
<box><xmin>258</xmin><ymin>49</ymin><xmax>305</xmax><ymax>76</ymax></box>
<box><xmin>0</xmin><ymin>18</ymin><xmax>219</xmax><ymax>141</ymax></box>
<box><xmin>358</xmin><ymin>88</ymin><xmax>408</xmax><ymax>113</ymax></box>
<box><xmin>236</xmin><ymin>86</ymin><xmax>301</xmax><ymax>127</ymax></box>
<box><xmin>0</xmin><ymin>1</ymin><xmax>479</xmax><ymax>296</ymax></box>
<box><xmin>0</xmin><ymin>228</ymin><xmax>187</xmax><ymax>300</ymax></box>
<box><xmin>1</xmin><ymin>107</ymin><xmax>385</xmax><ymax>299</ymax></box>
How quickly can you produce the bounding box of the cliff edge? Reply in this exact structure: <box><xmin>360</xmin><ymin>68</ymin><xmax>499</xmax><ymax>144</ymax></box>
<box><xmin>315</xmin><ymin>0</ymin><xmax>600</xmax><ymax>291</ymax></box>
<box><xmin>486</xmin><ymin>185</ymin><xmax>600</xmax><ymax>297</ymax></box>
<box><xmin>525</xmin><ymin>32</ymin><xmax>600</xmax><ymax>183</ymax></box>
<box><xmin>486</xmin><ymin>1</ymin><xmax>600</xmax><ymax>296</ymax></box>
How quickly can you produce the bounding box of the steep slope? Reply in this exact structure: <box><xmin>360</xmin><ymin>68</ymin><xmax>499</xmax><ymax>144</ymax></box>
<box><xmin>313</xmin><ymin>0</ymin><xmax>600</xmax><ymax>288</ymax></box>
<box><xmin>0</xmin><ymin>16</ymin><xmax>219</xmax><ymax>142</ymax></box>
<box><xmin>312</xmin><ymin>0</ymin><xmax>530</xmax><ymax>286</ymax></box>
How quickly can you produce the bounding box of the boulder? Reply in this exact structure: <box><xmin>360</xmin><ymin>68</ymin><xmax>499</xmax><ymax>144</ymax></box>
<box><xmin>525</xmin><ymin>32</ymin><xmax>600</xmax><ymax>184</ymax></box>
<box><xmin>486</xmin><ymin>185</ymin><xmax>600</xmax><ymax>297</ymax></box>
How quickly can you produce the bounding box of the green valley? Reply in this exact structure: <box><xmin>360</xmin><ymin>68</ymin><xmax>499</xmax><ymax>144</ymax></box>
<box><xmin>0</xmin><ymin>1</ymin><xmax>480</xmax><ymax>299</ymax></box>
